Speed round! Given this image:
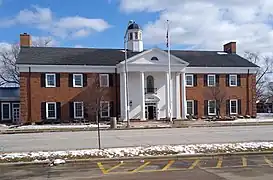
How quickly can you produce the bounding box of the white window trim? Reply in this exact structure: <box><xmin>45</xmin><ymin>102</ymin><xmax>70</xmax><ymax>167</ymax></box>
<box><xmin>186</xmin><ymin>74</ymin><xmax>194</xmax><ymax>87</ymax></box>
<box><xmin>73</xmin><ymin>74</ymin><xmax>83</xmax><ymax>87</ymax></box>
<box><xmin>186</xmin><ymin>100</ymin><xmax>194</xmax><ymax>115</ymax></box>
<box><xmin>100</xmin><ymin>101</ymin><xmax>110</xmax><ymax>118</ymax></box>
<box><xmin>1</xmin><ymin>103</ymin><xmax>11</xmax><ymax>120</ymax></box>
<box><xmin>208</xmin><ymin>100</ymin><xmax>216</xmax><ymax>116</ymax></box>
<box><xmin>99</xmin><ymin>74</ymin><xmax>109</xmax><ymax>87</ymax></box>
<box><xmin>230</xmin><ymin>99</ymin><xmax>238</xmax><ymax>115</ymax></box>
<box><xmin>45</xmin><ymin>73</ymin><xmax>56</xmax><ymax>87</ymax></box>
<box><xmin>207</xmin><ymin>74</ymin><xmax>216</xmax><ymax>86</ymax></box>
<box><xmin>74</xmin><ymin>102</ymin><xmax>84</xmax><ymax>119</ymax></box>
<box><xmin>46</xmin><ymin>102</ymin><xmax>56</xmax><ymax>119</ymax></box>
<box><xmin>229</xmin><ymin>74</ymin><xmax>237</xmax><ymax>86</ymax></box>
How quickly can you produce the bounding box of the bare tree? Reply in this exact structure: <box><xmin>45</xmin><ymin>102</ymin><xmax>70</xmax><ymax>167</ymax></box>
<box><xmin>244</xmin><ymin>51</ymin><xmax>273</xmax><ymax>100</ymax></box>
<box><xmin>204</xmin><ymin>86</ymin><xmax>227</xmax><ymax>117</ymax></box>
<box><xmin>0</xmin><ymin>37</ymin><xmax>52</xmax><ymax>87</ymax></box>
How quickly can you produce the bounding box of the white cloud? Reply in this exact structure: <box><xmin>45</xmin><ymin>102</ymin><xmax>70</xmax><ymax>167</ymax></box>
<box><xmin>119</xmin><ymin>0</ymin><xmax>273</xmax><ymax>56</ymax></box>
<box><xmin>1</xmin><ymin>6</ymin><xmax>111</xmax><ymax>39</ymax></box>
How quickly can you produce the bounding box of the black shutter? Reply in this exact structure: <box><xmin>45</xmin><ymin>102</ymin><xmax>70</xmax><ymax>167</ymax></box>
<box><xmin>204</xmin><ymin>74</ymin><xmax>207</xmax><ymax>86</ymax></box>
<box><xmin>193</xmin><ymin>74</ymin><xmax>197</xmax><ymax>86</ymax></box>
<box><xmin>41</xmin><ymin>102</ymin><xmax>46</xmax><ymax>120</ymax></box>
<box><xmin>216</xmin><ymin>100</ymin><xmax>220</xmax><ymax>116</ymax></box>
<box><xmin>109</xmin><ymin>74</ymin><xmax>114</xmax><ymax>87</ymax></box>
<box><xmin>226</xmin><ymin>100</ymin><xmax>230</xmax><ymax>115</ymax></box>
<box><xmin>194</xmin><ymin>100</ymin><xmax>198</xmax><ymax>116</ymax></box>
<box><xmin>69</xmin><ymin>102</ymin><xmax>74</xmax><ymax>119</ymax></box>
<box><xmin>226</xmin><ymin>74</ymin><xmax>229</xmax><ymax>87</ymax></box>
<box><xmin>40</xmin><ymin>73</ymin><xmax>45</xmax><ymax>87</ymax></box>
<box><xmin>84</xmin><ymin>106</ymin><xmax>89</xmax><ymax>118</ymax></box>
<box><xmin>56</xmin><ymin>102</ymin><xmax>61</xmax><ymax>119</ymax></box>
<box><xmin>83</xmin><ymin>74</ymin><xmax>87</xmax><ymax>87</ymax></box>
<box><xmin>204</xmin><ymin>100</ymin><xmax>208</xmax><ymax>116</ymax></box>
<box><xmin>237</xmin><ymin>75</ymin><xmax>241</xmax><ymax>86</ymax></box>
<box><xmin>238</xmin><ymin>99</ymin><xmax>242</xmax><ymax>114</ymax></box>
<box><xmin>68</xmin><ymin>74</ymin><xmax>73</xmax><ymax>87</ymax></box>
<box><xmin>110</xmin><ymin>101</ymin><xmax>114</xmax><ymax>117</ymax></box>
<box><xmin>216</xmin><ymin>74</ymin><xmax>220</xmax><ymax>86</ymax></box>
<box><xmin>56</xmin><ymin>73</ymin><xmax>60</xmax><ymax>87</ymax></box>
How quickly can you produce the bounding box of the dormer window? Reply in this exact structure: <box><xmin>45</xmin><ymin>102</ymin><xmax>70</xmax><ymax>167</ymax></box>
<box><xmin>151</xmin><ymin>56</ymin><xmax>159</xmax><ymax>61</ymax></box>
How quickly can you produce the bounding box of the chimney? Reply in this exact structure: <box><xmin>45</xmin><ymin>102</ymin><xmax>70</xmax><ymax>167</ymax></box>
<box><xmin>223</xmin><ymin>42</ymin><xmax>236</xmax><ymax>54</ymax></box>
<box><xmin>20</xmin><ymin>33</ymin><xmax>32</xmax><ymax>47</ymax></box>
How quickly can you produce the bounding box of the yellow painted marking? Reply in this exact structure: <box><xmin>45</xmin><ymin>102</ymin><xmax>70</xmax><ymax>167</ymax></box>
<box><xmin>264</xmin><ymin>156</ymin><xmax>273</xmax><ymax>167</ymax></box>
<box><xmin>188</xmin><ymin>159</ymin><xmax>200</xmax><ymax>170</ymax></box>
<box><xmin>131</xmin><ymin>161</ymin><xmax>151</xmax><ymax>173</ymax></box>
<box><xmin>162</xmin><ymin>160</ymin><xmax>175</xmax><ymax>171</ymax></box>
<box><xmin>216</xmin><ymin>157</ymin><xmax>223</xmax><ymax>168</ymax></box>
<box><xmin>105</xmin><ymin>162</ymin><xmax>124</xmax><ymax>173</ymax></box>
<box><xmin>97</xmin><ymin>162</ymin><xmax>107</xmax><ymax>174</ymax></box>
<box><xmin>242</xmin><ymin>157</ymin><xmax>247</xmax><ymax>167</ymax></box>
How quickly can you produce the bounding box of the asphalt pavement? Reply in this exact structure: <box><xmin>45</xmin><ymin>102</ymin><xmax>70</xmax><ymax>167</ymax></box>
<box><xmin>1</xmin><ymin>125</ymin><xmax>273</xmax><ymax>152</ymax></box>
<box><xmin>1</xmin><ymin>154</ymin><xmax>273</xmax><ymax>180</ymax></box>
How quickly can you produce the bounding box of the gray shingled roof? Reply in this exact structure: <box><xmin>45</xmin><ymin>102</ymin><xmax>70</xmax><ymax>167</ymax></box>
<box><xmin>0</xmin><ymin>87</ymin><xmax>20</xmax><ymax>101</ymax></box>
<box><xmin>17</xmin><ymin>47</ymin><xmax>258</xmax><ymax>68</ymax></box>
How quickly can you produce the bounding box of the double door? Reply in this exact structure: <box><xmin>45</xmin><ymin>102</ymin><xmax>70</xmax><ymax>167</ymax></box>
<box><xmin>145</xmin><ymin>102</ymin><xmax>157</xmax><ymax>120</ymax></box>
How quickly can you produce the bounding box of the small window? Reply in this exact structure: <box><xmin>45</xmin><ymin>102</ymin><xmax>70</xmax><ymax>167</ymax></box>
<box><xmin>151</xmin><ymin>56</ymin><xmax>158</xmax><ymax>61</ymax></box>
<box><xmin>74</xmin><ymin>102</ymin><xmax>84</xmax><ymax>119</ymax></box>
<box><xmin>100</xmin><ymin>101</ymin><xmax>110</xmax><ymax>118</ymax></box>
<box><xmin>230</xmin><ymin>99</ymin><xmax>237</xmax><ymax>114</ymax></box>
<box><xmin>100</xmin><ymin>74</ymin><xmax>109</xmax><ymax>87</ymax></box>
<box><xmin>208</xmin><ymin>74</ymin><xmax>216</xmax><ymax>86</ymax></box>
<box><xmin>134</xmin><ymin>32</ymin><xmax>138</xmax><ymax>40</ymax></box>
<box><xmin>186</xmin><ymin>74</ymin><xmax>194</xmax><ymax>87</ymax></box>
<box><xmin>45</xmin><ymin>74</ymin><xmax>56</xmax><ymax>87</ymax></box>
<box><xmin>46</xmin><ymin>102</ymin><xmax>56</xmax><ymax>119</ymax></box>
<box><xmin>73</xmin><ymin>74</ymin><xmax>83</xmax><ymax>87</ymax></box>
<box><xmin>229</xmin><ymin>75</ymin><xmax>237</xmax><ymax>86</ymax></box>
<box><xmin>1</xmin><ymin>103</ymin><xmax>10</xmax><ymax>120</ymax></box>
<box><xmin>186</xmin><ymin>100</ymin><xmax>194</xmax><ymax>115</ymax></box>
<box><xmin>208</xmin><ymin>100</ymin><xmax>216</xmax><ymax>115</ymax></box>
<box><xmin>139</xmin><ymin>32</ymin><xmax>142</xmax><ymax>40</ymax></box>
<box><xmin>129</xmin><ymin>32</ymin><xmax>133</xmax><ymax>40</ymax></box>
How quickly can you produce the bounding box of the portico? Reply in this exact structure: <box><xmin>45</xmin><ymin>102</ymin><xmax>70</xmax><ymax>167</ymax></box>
<box><xmin>117</xmin><ymin>48</ymin><xmax>189</xmax><ymax>121</ymax></box>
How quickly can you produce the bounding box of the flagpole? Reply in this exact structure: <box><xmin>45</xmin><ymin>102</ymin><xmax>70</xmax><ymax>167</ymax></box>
<box><xmin>167</xmin><ymin>20</ymin><xmax>172</xmax><ymax>122</ymax></box>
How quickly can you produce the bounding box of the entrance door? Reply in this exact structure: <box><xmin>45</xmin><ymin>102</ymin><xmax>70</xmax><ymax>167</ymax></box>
<box><xmin>148</xmin><ymin>106</ymin><xmax>154</xmax><ymax>119</ymax></box>
<box><xmin>12</xmin><ymin>103</ymin><xmax>20</xmax><ymax>123</ymax></box>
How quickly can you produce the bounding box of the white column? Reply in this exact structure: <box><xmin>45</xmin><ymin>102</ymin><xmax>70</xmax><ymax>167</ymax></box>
<box><xmin>122</xmin><ymin>72</ymin><xmax>128</xmax><ymax>121</ymax></box>
<box><xmin>176</xmin><ymin>72</ymin><xmax>181</xmax><ymax>119</ymax></box>
<box><xmin>166</xmin><ymin>72</ymin><xmax>170</xmax><ymax>118</ymax></box>
<box><xmin>140</xmin><ymin>72</ymin><xmax>146</xmax><ymax>120</ymax></box>
<box><xmin>181</xmin><ymin>72</ymin><xmax>187</xmax><ymax>119</ymax></box>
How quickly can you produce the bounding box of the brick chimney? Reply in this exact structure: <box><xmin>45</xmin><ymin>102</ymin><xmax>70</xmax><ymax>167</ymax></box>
<box><xmin>20</xmin><ymin>33</ymin><xmax>32</xmax><ymax>47</ymax></box>
<box><xmin>223</xmin><ymin>42</ymin><xmax>236</xmax><ymax>54</ymax></box>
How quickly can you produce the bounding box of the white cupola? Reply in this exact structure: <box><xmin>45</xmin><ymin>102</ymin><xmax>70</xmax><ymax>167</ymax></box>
<box><xmin>126</xmin><ymin>21</ymin><xmax>143</xmax><ymax>52</ymax></box>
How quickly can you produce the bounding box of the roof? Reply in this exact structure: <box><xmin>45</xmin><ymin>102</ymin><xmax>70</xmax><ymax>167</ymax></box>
<box><xmin>17</xmin><ymin>47</ymin><xmax>259</xmax><ymax>68</ymax></box>
<box><xmin>128</xmin><ymin>22</ymin><xmax>141</xmax><ymax>30</ymax></box>
<box><xmin>0</xmin><ymin>87</ymin><xmax>20</xmax><ymax>101</ymax></box>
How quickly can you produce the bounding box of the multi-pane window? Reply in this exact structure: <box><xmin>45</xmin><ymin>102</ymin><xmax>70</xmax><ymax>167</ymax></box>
<box><xmin>230</xmin><ymin>99</ymin><xmax>237</xmax><ymax>114</ymax></box>
<box><xmin>73</xmin><ymin>74</ymin><xmax>83</xmax><ymax>87</ymax></box>
<box><xmin>74</xmin><ymin>102</ymin><xmax>84</xmax><ymax>118</ymax></box>
<box><xmin>100</xmin><ymin>101</ymin><xmax>110</xmax><ymax>117</ymax></box>
<box><xmin>208</xmin><ymin>100</ymin><xmax>216</xmax><ymax>115</ymax></box>
<box><xmin>1</xmin><ymin>103</ymin><xmax>10</xmax><ymax>120</ymax></box>
<box><xmin>100</xmin><ymin>74</ymin><xmax>109</xmax><ymax>87</ymax></box>
<box><xmin>186</xmin><ymin>74</ymin><xmax>194</xmax><ymax>86</ymax></box>
<box><xmin>229</xmin><ymin>75</ymin><xmax>237</xmax><ymax>86</ymax></box>
<box><xmin>46</xmin><ymin>102</ymin><xmax>56</xmax><ymax>119</ymax></box>
<box><xmin>186</xmin><ymin>100</ymin><xmax>194</xmax><ymax>115</ymax></box>
<box><xmin>208</xmin><ymin>74</ymin><xmax>216</xmax><ymax>86</ymax></box>
<box><xmin>45</xmin><ymin>74</ymin><xmax>56</xmax><ymax>87</ymax></box>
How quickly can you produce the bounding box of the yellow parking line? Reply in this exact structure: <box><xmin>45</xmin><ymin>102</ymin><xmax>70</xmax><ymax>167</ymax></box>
<box><xmin>105</xmin><ymin>162</ymin><xmax>124</xmax><ymax>173</ymax></box>
<box><xmin>97</xmin><ymin>162</ymin><xmax>107</xmax><ymax>174</ymax></box>
<box><xmin>264</xmin><ymin>156</ymin><xmax>273</xmax><ymax>167</ymax></box>
<box><xmin>216</xmin><ymin>157</ymin><xmax>223</xmax><ymax>168</ymax></box>
<box><xmin>131</xmin><ymin>161</ymin><xmax>151</xmax><ymax>173</ymax></box>
<box><xmin>188</xmin><ymin>159</ymin><xmax>200</xmax><ymax>170</ymax></box>
<box><xmin>162</xmin><ymin>160</ymin><xmax>175</xmax><ymax>171</ymax></box>
<box><xmin>242</xmin><ymin>157</ymin><xmax>247</xmax><ymax>167</ymax></box>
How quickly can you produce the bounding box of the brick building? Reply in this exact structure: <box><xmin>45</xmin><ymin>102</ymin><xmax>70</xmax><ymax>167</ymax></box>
<box><xmin>17</xmin><ymin>22</ymin><xmax>258</xmax><ymax>124</ymax></box>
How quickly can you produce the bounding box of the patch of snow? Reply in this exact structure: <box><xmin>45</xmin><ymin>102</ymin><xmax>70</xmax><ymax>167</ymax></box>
<box><xmin>53</xmin><ymin>159</ymin><xmax>66</xmax><ymax>165</ymax></box>
<box><xmin>12</xmin><ymin>124</ymin><xmax>115</xmax><ymax>130</ymax></box>
<box><xmin>217</xmin><ymin>52</ymin><xmax>228</xmax><ymax>55</ymax></box>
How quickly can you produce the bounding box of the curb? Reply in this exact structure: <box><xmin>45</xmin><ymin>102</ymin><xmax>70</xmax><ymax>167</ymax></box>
<box><xmin>1</xmin><ymin>151</ymin><xmax>273</xmax><ymax>166</ymax></box>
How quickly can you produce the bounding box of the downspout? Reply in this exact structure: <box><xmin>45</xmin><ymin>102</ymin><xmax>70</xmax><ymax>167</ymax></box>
<box><xmin>27</xmin><ymin>66</ymin><xmax>32</xmax><ymax>124</ymax></box>
<box><xmin>115</xmin><ymin>67</ymin><xmax>119</xmax><ymax>121</ymax></box>
<box><xmin>246</xmin><ymin>69</ymin><xmax>250</xmax><ymax>115</ymax></box>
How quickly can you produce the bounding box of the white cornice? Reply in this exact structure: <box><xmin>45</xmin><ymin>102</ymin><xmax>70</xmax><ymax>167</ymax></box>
<box><xmin>185</xmin><ymin>67</ymin><xmax>259</xmax><ymax>74</ymax></box>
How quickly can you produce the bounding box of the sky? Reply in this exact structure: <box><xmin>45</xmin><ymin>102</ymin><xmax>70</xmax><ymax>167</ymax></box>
<box><xmin>1</xmin><ymin>0</ymin><xmax>273</xmax><ymax>56</ymax></box>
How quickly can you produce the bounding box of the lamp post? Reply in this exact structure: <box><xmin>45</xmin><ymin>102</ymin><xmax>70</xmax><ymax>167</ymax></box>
<box><xmin>124</xmin><ymin>20</ymin><xmax>134</xmax><ymax>128</ymax></box>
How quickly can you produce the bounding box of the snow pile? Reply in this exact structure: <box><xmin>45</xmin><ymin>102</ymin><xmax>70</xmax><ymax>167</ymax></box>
<box><xmin>1</xmin><ymin>142</ymin><xmax>273</xmax><ymax>163</ymax></box>
<box><xmin>13</xmin><ymin>124</ymin><xmax>111</xmax><ymax>130</ymax></box>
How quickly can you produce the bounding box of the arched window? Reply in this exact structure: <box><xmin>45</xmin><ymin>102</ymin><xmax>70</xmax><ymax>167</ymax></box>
<box><xmin>146</xmin><ymin>75</ymin><xmax>154</xmax><ymax>93</ymax></box>
<box><xmin>129</xmin><ymin>33</ymin><xmax>133</xmax><ymax>40</ymax></box>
